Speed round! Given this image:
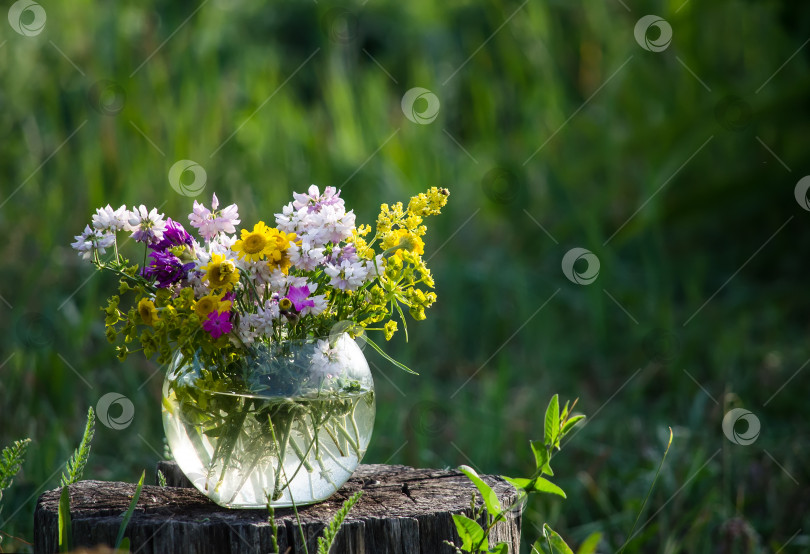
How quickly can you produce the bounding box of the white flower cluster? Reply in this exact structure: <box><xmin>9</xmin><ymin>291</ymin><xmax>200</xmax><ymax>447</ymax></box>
<box><xmin>72</xmin><ymin>203</ymin><xmax>168</xmax><ymax>259</ymax></box>
<box><xmin>276</xmin><ymin>185</ymin><xmax>378</xmax><ymax>291</ymax></box>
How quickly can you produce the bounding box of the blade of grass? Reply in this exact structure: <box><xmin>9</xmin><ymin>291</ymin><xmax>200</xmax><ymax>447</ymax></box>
<box><xmin>115</xmin><ymin>470</ymin><xmax>145</xmax><ymax>549</ymax></box>
<box><xmin>617</xmin><ymin>427</ymin><xmax>674</xmax><ymax>553</ymax></box>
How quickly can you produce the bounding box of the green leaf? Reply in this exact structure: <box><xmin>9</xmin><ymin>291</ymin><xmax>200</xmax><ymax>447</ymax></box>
<box><xmin>503</xmin><ymin>476</ymin><xmax>566</xmax><ymax>499</ymax></box>
<box><xmin>451</xmin><ymin>514</ymin><xmax>488</xmax><ymax>551</ymax></box>
<box><xmin>58</xmin><ymin>486</ymin><xmax>72</xmax><ymax>552</ymax></box>
<box><xmin>575</xmin><ymin>532</ymin><xmax>602</xmax><ymax>554</ymax></box>
<box><xmin>561</xmin><ymin>415</ymin><xmax>585</xmax><ymax>437</ymax></box>
<box><xmin>363</xmin><ymin>335</ymin><xmax>418</xmax><ymax>374</ymax></box>
<box><xmin>488</xmin><ymin>543</ymin><xmax>509</xmax><ymax>554</ymax></box>
<box><xmin>119</xmin><ymin>537</ymin><xmax>131</xmax><ymax>551</ymax></box>
<box><xmin>529</xmin><ymin>440</ymin><xmax>553</xmax><ymax>476</ymax></box>
<box><xmin>458</xmin><ymin>465</ymin><xmax>502</xmax><ymax>517</ymax></box>
<box><xmin>115</xmin><ymin>470</ymin><xmax>145</xmax><ymax>549</ymax></box>
<box><xmin>543</xmin><ymin>524</ymin><xmax>574</xmax><ymax>554</ymax></box>
<box><xmin>544</xmin><ymin>395</ymin><xmax>559</xmax><ymax>448</ymax></box>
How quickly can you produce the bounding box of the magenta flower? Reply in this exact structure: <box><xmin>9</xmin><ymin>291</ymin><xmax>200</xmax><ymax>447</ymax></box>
<box><xmin>202</xmin><ymin>310</ymin><xmax>233</xmax><ymax>339</ymax></box>
<box><xmin>286</xmin><ymin>285</ymin><xmax>315</xmax><ymax>311</ymax></box>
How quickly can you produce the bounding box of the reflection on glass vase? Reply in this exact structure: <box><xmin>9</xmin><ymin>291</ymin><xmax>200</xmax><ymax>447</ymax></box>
<box><xmin>161</xmin><ymin>333</ymin><xmax>375</xmax><ymax>508</ymax></box>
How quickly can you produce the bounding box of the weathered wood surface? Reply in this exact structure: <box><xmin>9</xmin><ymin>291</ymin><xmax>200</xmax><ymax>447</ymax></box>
<box><xmin>34</xmin><ymin>462</ymin><xmax>521</xmax><ymax>554</ymax></box>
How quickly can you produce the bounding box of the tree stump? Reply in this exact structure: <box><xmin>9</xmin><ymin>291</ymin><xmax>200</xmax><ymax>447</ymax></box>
<box><xmin>34</xmin><ymin>462</ymin><xmax>521</xmax><ymax>553</ymax></box>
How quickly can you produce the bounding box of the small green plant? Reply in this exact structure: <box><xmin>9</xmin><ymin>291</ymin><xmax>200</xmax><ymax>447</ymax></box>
<box><xmin>0</xmin><ymin>437</ymin><xmax>31</xmax><ymax>548</ymax></box>
<box><xmin>157</xmin><ymin>469</ymin><xmax>167</xmax><ymax>488</ymax></box>
<box><xmin>446</xmin><ymin>395</ymin><xmax>585</xmax><ymax>553</ymax></box>
<box><xmin>56</xmin><ymin>407</ymin><xmax>146</xmax><ymax>552</ymax></box>
<box><xmin>58</xmin><ymin>407</ymin><xmax>96</xmax><ymax>553</ymax></box>
<box><xmin>316</xmin><ymin>491</ymin><xmax>363</xmax><ymax>554</ymax></box>
<box><xmin>61</xmin><ymin>407</ymin><xmax>95</xmax><ymax>487</ymax></box>
<box><xmin>265</xmin><ymin>489</ymin><xmax>363</xmax><ymax>553</ymax></box>
<box><xmin>0</xmin><ymin>438</ymin><xmax>31</xmax><ymax>513</ymax></box>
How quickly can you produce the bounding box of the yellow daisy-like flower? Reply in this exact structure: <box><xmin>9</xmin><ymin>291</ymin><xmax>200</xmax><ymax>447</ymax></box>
<box><xmin>202</xmin><ymin>253</ymin><xmax>239</xmax><ymax>290</ymax></box>
<box><xmin>137</xmin><ymin>298</ymin><xmax>159</xmax><ymax>326</ymax></box>
<box><xmin>232</xmin><ymin>221</ymin><xmax>273</xmax><ymax>262</ymax></box>
<box><xmin>266</xmin><ymin>228</ymin><xmax>297</xmax><ymax>274</ymax></box>
<box><xmin>193</xmin><ymin>293</ymin><xmax>232</xmax><ymax>318</ymax></box>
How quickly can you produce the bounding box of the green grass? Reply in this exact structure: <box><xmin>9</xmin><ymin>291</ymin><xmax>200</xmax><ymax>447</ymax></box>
<box><xmin>2</xmin><ymin>0</ymin><xmax>810</xmax><ymax>551</ymax></box>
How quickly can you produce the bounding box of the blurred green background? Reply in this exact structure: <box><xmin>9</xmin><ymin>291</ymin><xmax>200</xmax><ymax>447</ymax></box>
<box><xmin>2</xmin><ymin>0</ymin><xmax>810</xmax><ymax>551</ymax></box>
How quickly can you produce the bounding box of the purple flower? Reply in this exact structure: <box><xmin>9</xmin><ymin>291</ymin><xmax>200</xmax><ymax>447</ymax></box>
<box><xmin>203</xmin><ymin>310</ymin><xmax>233</xmax><ymax>339</ymax></box>
<box><xmin>141</xmin><ymin>250</ymin><xmax>194</xmax><ymax>288</ymax></box>
<box><xmin>286</xmin><ymin>285</ymin><xmax>315</xmax><ymax>311</ymax></box>
<box><xmin>153</xmin><ymin>218</ymin><xmax>193</xmax><ymax>251</ymax></box>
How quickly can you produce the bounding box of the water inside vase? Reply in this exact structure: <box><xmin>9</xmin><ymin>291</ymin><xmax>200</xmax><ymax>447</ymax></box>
<box><xmin>163</xmin><ymin>389</ymin><xmax>375</xmax><ymax>508</ymax></box>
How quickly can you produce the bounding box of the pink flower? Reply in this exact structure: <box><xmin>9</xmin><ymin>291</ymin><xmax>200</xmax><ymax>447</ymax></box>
<box><xmin>202</xmin><ymin>310</ymin><xmax>233</xmax><ymax>339</ymax></box>
<box><xmin>189</xmin><ymin>193</ymin><xmax>240</xmax><ymax>241</ymax></box>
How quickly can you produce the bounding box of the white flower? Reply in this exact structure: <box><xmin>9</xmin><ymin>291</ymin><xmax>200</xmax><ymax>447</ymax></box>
<box><xmin>232</xmin><ymin>316</ymin><xmax>258</xmax><ymax>346</ymax></box>
<box><xmin>71</xmin><ymin>225</ymin><xmax>116</xmax><ymax>260</ymax></box>
<box><xmin>127</xmin><ymin>205</ymin><xmax>167</xmax><ymax>244</ymax></box>
<box><xmin>92</xmin><ymin>204</ymin><xmax>129</xmax><ymax>232</ymax></box>
<box><xmin>275</xmin><ymin>186</ymin><xmax>356</xmax><ymax>248</ymax></box>
<box><xmin>252</xmin><ymin>300</ymin><xmax>280</xmax><ymax>337</ymax></box>
<box><xmin>289</xmin><ymin>242</ymin><xmax>325</xmax><ymax>271</ymax></box>
<box><xmin>324</xmin><ymin>259</ymin><xmax>369</xmax><ymax>291</ymax></box>
<box><xmin>311</xmin><ymin>339</ymin><xmax>348</xmax><ymax>378</ymax></box>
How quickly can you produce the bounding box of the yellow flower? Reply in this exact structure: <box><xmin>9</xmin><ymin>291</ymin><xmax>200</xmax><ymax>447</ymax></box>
<box><xmin>383</xmin><ymin>228</ymin><xmax>425</xmax><ymax>257</ymax></box>
<box><xmin>232</xmin><ymin>222</ymin><xmax>273</xmax><ymax>262</ymax></box>
<box><xmin>202</xmin><ymin>253</ymin><xmax>239</xmax><ymax>290</ymax></box>
<box><xmin>137</xmin><ymin>298</ymin><xmax>159</xmax><ymax>326</ymax></box>
<box><xmin>266</xmin><ymin>228</ymin><xmax>296</xmax><ymax>274</ymax></box>
<box><xmin>384</xmin><ymin>320</ymin><xmax>398</xmax><ymax>341</ymax></box>
<box><xmin>193</xmin><ymin>293</ymin><xmax>232</xmax><ymax>318</ymax></box>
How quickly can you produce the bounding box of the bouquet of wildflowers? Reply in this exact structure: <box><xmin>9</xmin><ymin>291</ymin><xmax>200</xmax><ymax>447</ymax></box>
<box><xmin>72</xmin><ymin>185</ymin><xmax>448</xmax><ymax>372</ymax></box>
<box><xmin>72</xmin><ymin>186</ymin><xmax>448</xmax><ymax>505</ymax></box>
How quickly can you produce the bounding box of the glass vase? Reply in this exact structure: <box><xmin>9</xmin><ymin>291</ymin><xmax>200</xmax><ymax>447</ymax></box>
<box><xmin>161</xmin><ymin>333</ymin><xmax>375</xmax><ymax>508</ymax></box>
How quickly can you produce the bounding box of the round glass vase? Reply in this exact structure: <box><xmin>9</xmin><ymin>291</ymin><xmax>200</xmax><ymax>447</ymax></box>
<box><xmin>161</xmin><ymin>333</ymin><xmax>375</xmax><ymax>508</ymax></box>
